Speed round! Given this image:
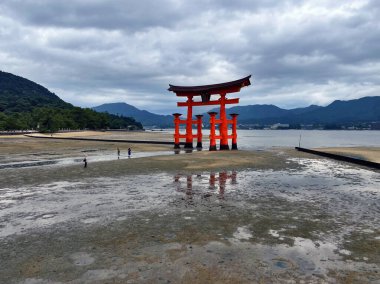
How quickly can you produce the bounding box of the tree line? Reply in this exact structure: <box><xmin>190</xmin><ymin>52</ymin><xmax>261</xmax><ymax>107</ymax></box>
<box><xmin>0</xmin><ymin>107</ymin><xmax>143</xmax><ymax>132</ymax></box>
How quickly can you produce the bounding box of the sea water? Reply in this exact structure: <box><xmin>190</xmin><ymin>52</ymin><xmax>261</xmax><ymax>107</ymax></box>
<box><xmin>166</xmin><ymin>129</ymin><xmax>380</xmax><ymax>149</ymax></box>
<box><xmin>235</xmin><ymin>129</ymin><xmax>380</xmax><ymax>149</ymax></box>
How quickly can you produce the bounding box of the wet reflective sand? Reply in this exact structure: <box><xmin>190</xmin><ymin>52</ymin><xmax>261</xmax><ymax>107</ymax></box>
<box><xmin>0</xmin><ymin>148</ymin><xmax>379</xmax><ymax>283</ymax></box>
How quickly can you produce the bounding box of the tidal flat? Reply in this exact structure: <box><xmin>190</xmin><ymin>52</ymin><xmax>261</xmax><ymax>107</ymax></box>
<box><xmin>0</xmin><ymin>134</ymin><xmax>379</xmax><ymax>283</ymax></box>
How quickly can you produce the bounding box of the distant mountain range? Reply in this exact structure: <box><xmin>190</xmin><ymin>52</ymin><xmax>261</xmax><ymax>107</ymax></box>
<box><xmin>209</xmin><ymin>96</ymin><xmax>380</xmax><ymax>125</ymax></box>
<box><xmin>93</xmin><ymin>96</ymin><xmax>380</xmax><ymax>127</ymax></box>
<box><xmin>93</xmin><ymin>103</ymin><xmax>173</xmax><ymax>127</ymax></box>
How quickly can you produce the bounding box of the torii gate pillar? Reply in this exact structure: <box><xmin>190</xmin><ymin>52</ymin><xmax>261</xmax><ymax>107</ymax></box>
<box><xmin>172</xmin><ymin>113</ymin><xmax>182</xmax><ymax>149</ymax></box>
<box><xmin>208</xmin><ymin>112</ymin><xmax>218</xmax><ymax>151</ymax></box>
<box><xmin>219</xmin><ymin>93</ymin><xmax>229</xmax><ymax>150</ymax></box>
<box><xmin>195</xmin><ymin>115</ymin><xmax>203</xmax><ymax>148</ymax></box>
<box><xmin>230</xmin><ymin>113</ymin><xmax>239</xmax><ymax>150</ymax></box>
<box><xmin>184</xmin><ymin>96</ymin><xmax>194</xmax><ymax>149</ymax></box>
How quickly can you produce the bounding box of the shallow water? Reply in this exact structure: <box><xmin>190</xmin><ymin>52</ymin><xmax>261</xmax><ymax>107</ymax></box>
<box><xmin>0</xmin><ymin>150</ymin><xmax>174</xmax><ymax>169</ymax></box>
<box><xmin>237</xmin><ymin>129</ymin><xmax>380</xmax><ymax>149</ymax></box>
<box><xmin>0</xmin><ymin>156</ymin><xmax>379</xmax><ymax>282</ymax></box>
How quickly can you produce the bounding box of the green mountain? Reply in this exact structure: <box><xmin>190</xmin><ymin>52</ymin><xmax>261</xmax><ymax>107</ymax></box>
<box><xmin>93</xmin><ymin>103</ymin><xmax>173</xmax><ymax>127</ymax></box>
<box><xmin>94</xmin><ymin>96</ymin><xmax>380</xmax><ymax>129</ymax></box>
<box><xmin>0</xmin><ymin>71</ymin><xmax>72</xmax><ymax>112</ymax></box>
<box><xmin>0</xmin><ymin>71</ymin><xmax>143</xmax><ymax>132</ymax></box>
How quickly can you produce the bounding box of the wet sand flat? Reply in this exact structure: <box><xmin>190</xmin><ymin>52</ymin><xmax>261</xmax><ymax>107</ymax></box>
<box><xmin>0</xmin><ymin>133</ymin><xmax>172</xmax><ymax>163</ymax></box>
<box><xmin>0</xmin><ymin>134</ymin><xmax>379</xmax><ymax>283</ymax></box>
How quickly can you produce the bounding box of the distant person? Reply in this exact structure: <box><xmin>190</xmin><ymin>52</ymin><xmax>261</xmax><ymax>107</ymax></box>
<box><xmin>128</xmin><ymin>147</ymin><xmax>131</xmax><ymax>158</ymax></box>
<box><xmin>83</xmin><ymin>157</ymin><xmax>87</xmax><ymax>168</ymax></box>
<box><xmin>117</xmin><ymin>147</ymin><xmax>120</xmax><ymax>159</ymax></box>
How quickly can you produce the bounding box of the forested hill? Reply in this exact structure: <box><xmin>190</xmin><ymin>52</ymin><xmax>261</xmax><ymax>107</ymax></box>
<box><xmin>0</xmin><ymin>71</ymin><xmax>72</xmax><ymax>112</ymax></box>
<box><xmin>0</xmin><ymin>71</ymin><xmax>143</xmax><ymax>132</ymax></box>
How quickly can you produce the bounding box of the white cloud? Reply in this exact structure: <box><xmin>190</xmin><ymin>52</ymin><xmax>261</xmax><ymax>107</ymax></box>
<box><xmin>0</xmin><ymin>0</ymin><xmax>379</xmax><ymax>114</ymax></box>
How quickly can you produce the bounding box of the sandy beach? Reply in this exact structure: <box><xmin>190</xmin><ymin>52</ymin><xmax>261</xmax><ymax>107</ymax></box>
<box><xmin>314</xmin><ymin>147</ymin><xmax>380</xmax><ymax>163</ymax></box>
<box><xmin>28</xmin><ymin>130</ymin><xmax>174</xmax><ymax>141</ymax></box>
<box><xmin>0</xmin><ymin>131</ymin><xmax>172</xmax><ymax>158</ymax></box>
<box><xmin>0</xmin><ymin>131</ymin><xmax>379</xmax><ymax>283</ymax></box>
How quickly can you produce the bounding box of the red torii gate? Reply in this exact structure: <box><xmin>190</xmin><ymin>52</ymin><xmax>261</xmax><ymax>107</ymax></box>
<box><xmin>168</xmin><ymin>75</ymin><xmax>251</xmax><ymax>150</ymax></box>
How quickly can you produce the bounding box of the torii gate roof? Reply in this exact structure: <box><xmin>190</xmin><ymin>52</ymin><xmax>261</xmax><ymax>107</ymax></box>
<box><xmin>168</xmin><ymin>75</ymin><xmax>251</xmax><ymax>96</ymax></box>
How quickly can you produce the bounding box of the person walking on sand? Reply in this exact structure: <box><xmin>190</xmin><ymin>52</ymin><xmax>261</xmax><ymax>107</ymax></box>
<box><xmin>128</xmin><ymin>147</ymin><xmax>131</xmax><ymax>158</ymax></box>
<box><xmin>83</xmin><ymin>157</ymin><xmax>87</xmax><ymax>168</ymax></box>
<box><xmin>117</xmin><ymin>147</ymin><xmax>120</xmax><ymax>159</ymax></box>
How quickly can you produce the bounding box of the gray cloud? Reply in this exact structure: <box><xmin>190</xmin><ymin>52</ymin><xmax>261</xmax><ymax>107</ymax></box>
<box><xmin>0</xmin><ymin>0</ymin><xmax>379</xmax><ymax>114</ymax></box>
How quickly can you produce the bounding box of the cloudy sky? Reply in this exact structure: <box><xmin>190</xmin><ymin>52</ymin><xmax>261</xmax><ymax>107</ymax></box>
<box><xmin>1</xmin><ymin>0</ymin><xmax>379</xmax><ymax>114</ymax></box>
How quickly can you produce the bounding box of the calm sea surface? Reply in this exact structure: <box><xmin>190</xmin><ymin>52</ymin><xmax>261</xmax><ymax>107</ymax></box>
<box><xmin>236</xmin><ymin>130</ymin><xmax>380</xmax><ymax>150</ymax></box>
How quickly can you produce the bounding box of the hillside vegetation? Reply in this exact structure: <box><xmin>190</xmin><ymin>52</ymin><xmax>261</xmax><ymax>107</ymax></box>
<box><xmin>0</xmin><ymin>71</ymin><xmax>143</xmax><ymax>132</ymax></box>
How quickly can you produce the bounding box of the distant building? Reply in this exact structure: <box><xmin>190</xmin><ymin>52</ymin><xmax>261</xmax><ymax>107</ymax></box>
<box><xmin>271</xmin><ymin>123</ymin><xmax>289</xmax><ymax>130</ymax></box>
<box><xmin>301</xmin><ymin>124</ymin><xmax>314</xmax><ymax>130</ymax></box>
<box><xmin>371</xmin><ymin>122</ymin><xmax>380</xmax><ymax>130</ymax></box>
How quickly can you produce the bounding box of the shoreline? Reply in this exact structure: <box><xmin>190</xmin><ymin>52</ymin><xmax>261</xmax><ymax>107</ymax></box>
<box><xmin>297</xmin><ymin>147</ymin><xmax>380</xmax><ymax>169</ymax></box>
<box><xmin>1</xmin><ymin>131</ymin><xmax>379</xmax><ymax>175</ymax></box>
<box><xmin>24</xmin><ymin>133</ymin><xmax>178</xmax><ymax>145</ymax></box>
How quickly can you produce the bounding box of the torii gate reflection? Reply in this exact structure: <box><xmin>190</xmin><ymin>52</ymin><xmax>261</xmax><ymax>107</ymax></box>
<box><xmin>174</xmin><ymin>171</ymin><xmax>237</xmax><ymax>201</ymax></box>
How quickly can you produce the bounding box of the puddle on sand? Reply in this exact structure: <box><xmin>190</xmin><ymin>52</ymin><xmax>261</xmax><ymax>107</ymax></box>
<box><xmin>0</xmin><ymin>150</ymin><xmax>174</xmax><ymax>169</ymax></box>
<box><xmin>70</xmin><ymin>252</ymin><xmax>95</xmax><ymax>266</ymax></box>
<box><xmin>19</xmin><ymin>279</ymin><xmax>61</xmax><ymax>284</ymax></box>
<box><xmin>273</xmin><ymin>259</ymin><xmax>293</xmax><ymax>269</ymax></box>
<box><xmin>232</xmin><ymin>226</ymin><xmax>253</xmax><ymax>241</ymax></box>
<box><xmin>0</xmin><ymin>160</ymin><xmax>58</xmax><ymax>169</ymax></box>
<box><xmin>0</xmin><ymin>174</ymin><xmax>182</xmax><ymax>238</ymax></box>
